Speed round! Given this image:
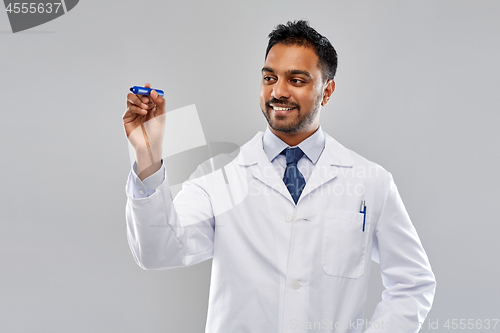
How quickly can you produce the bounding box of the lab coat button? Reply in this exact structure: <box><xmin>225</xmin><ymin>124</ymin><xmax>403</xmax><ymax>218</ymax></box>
<box><xmin>285</xmin><ymin>214</ymin><xmax>293</xmax><ymax>222</ymax></box>
<box><xmin>292</xmin><ymin>281</ymin><xmax>301</xmax><ymax>290</ymax></box>
<box><xmin>139</xmin><ymin>189</ymin><xmax>144</xmax><ymax>195</ymax></box>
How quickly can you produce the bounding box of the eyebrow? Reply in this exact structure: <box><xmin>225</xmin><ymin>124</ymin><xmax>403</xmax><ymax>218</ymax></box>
<box><xmin>261</xmin><ymin>67</ymin><xmax>313</xmax><ymax>79</ymax></box>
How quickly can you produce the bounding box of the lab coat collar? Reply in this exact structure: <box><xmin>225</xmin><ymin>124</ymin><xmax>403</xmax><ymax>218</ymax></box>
<box><xmin>262</xmin><ymin>126</ymin><xmax>325</xmax><ymax>165</ymax></box>
<box><xmin>236</xmin><ymin>129</ymin><xmax>354</xmax><ymax>204</ymax></box>
<box><xmin>322</xmin><ymin>132</ymin><xmax>354</xmax><ymax>168</ymax></box>
<box><xmin>298</xmin><ymin>132</ymin><xmax>354</xmax><ymax>202</ymax></box>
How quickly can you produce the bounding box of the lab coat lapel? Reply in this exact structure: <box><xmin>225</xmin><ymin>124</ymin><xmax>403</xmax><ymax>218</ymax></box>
<box><xmin>251</xmin><ymin>153</ymin><xmax>295</xmax><ymax>204</ymax></box>
<box><xmin>237</xmin><ymin>132</ymin><xmax>295</xmax><ymax>204</ymax></box>
<box><xmin>299</xmin><ymin>151</ymin><xmax>337</xmax><ymax>201</ymax></box>
<box><xmin>237</xmin><ymin>131</ymin><xmax>353</xmax><ymax>205</ymax></box>
<box><xmin>298</xmin><ymin>133</ymin><xmax>354</xmax><ymax>203</ymax></box>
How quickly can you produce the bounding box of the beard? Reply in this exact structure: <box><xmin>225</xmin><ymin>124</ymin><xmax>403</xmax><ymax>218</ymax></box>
<box><xmin>261</xmin><ymin>94</ymin><xmax>322</xmax><ymax>134</ymax></box>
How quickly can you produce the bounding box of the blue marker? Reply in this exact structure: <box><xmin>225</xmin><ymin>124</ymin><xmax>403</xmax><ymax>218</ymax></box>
<box><xmin>130</xmin><ymin>86</ymin><xmax>164</xmax><ymax>97</ymax></box>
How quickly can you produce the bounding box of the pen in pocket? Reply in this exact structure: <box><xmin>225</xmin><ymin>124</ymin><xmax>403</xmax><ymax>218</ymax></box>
<box><xmin>360</xmin><ymin>200</ymin><xmax>366</xmax><ymax>232</ymax></box>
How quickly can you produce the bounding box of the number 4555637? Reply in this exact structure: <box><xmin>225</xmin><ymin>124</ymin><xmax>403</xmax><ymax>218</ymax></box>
<box><xmin>443</xmin><ymin>319</ymin><xmax>498</xmax><ymax>330</ymax></box>
<box><xmin>5</xmin><ymin>2</ymin><xmax>62</xmax><ymax>14</ymax></box>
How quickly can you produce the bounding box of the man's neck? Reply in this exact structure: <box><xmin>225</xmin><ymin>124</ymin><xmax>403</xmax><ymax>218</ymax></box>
<box><xmin>270</xmin><ymin>125</ymin><xmax>320</xmax><ymax>147</ymax></box>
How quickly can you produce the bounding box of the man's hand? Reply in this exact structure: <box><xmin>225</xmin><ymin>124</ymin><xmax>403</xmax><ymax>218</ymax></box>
<box><xmin>123</xmin><ymin>83</ymin><xmax>166</xmax><ymax>180</ymax></box>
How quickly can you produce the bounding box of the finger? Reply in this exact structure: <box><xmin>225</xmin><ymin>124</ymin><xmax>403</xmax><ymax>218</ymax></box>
<box><xmin>149</xmin><ymin>89</ymin><xmax>165</xmax><ymax>111</ymax></box>
<box><xmin>127</xmin><ymin>93</ymin><xmax>150</xmax><ymax>110</ymax></box>
<box><xmin>145</xmin><ymin>98</ymin><xmax>156</xmax><ymax>108</ymax></box>
<box><xmin>125</xmin><ymin>103</ymin><xmax>148</xmax><ymax>117</ymax></box>
<box><xmin>136</xmin><ymin>96</ymin><xmax>155</xmax><ymax>110</ymax></box>
<box><xmin>142</xmin><ymin>83</ymin><xmax>152</xmax><ymax>103</ymax></box>
<box><xmin>127</xmin><ymin>93</ymin><xmax>142</xmax><ymax>106</ymax></box>
<box><xmin>123</xmin><ymin>108</ymin><xmax>140</xmax><ymax>122</ymax></box>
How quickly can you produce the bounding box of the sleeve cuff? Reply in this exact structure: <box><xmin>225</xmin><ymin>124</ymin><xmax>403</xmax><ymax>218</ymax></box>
<box><xmin>127</xmin><ymin>160</ymin><xmax>166</xmax><ymax>198</ymax></box>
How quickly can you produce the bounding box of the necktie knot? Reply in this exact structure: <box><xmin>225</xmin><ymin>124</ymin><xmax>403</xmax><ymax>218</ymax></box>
<box><xmin>281</xmin><ymin>147</ymin><xmax>304</xmax><ymax>165</ymax></box>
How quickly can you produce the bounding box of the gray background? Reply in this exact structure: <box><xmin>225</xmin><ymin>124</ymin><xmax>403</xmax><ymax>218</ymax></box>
<box><xmin>1</xmin><ymin>0</ymin><xmax>499</xmax><ymax>332</ymax></box>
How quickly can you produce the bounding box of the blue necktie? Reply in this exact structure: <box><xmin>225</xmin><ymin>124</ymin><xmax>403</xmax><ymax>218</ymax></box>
<box><xmin>281</xmin><ymin>147</ymin><xmax>306</xmax><ymax>204</ymax></box>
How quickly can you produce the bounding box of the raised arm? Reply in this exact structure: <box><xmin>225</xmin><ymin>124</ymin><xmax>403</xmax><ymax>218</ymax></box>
<box><xmin>123</xmin><ymin>84</ymin><xmax>215</xmax><ymax>270</ymax></box>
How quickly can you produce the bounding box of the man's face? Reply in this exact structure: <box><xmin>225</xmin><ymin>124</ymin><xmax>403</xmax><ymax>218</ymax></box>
<box><xmin>260</xmin><ymin>43</ymin><xmax>330</xmax><ymax>134</ymax></box>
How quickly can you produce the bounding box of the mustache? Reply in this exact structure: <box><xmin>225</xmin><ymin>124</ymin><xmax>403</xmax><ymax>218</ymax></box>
<box><xmin>265</xmin><ymin>98</ymin><xmax>299</xmax><ymax>109</ymax></box>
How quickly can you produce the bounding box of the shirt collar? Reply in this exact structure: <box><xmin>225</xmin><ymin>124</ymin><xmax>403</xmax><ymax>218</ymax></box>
<box><xmin>262</xmin><ymin>125</ymin><xmax>325</xmax><ymax>164</ymax></box>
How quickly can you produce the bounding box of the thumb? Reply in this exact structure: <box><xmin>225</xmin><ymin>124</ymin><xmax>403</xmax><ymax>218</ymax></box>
<box><xmin>150</xmin><ymin>90</ymin><xmax>165</xmax><ymax>112</ymax></box>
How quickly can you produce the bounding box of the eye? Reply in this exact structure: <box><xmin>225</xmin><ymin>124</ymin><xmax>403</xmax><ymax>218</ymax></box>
<box><xmin>263</xmin><ymin>76</ymin><xmax>276</xmax><ymax>83</ymax></box>
<box><xmin>290</xmin><ymin>79</ymin><xmax>305</xmax><ymax>84</ymax></box>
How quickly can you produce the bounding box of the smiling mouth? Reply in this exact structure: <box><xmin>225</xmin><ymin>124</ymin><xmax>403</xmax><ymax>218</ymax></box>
<box><xmin>269</xmin><ymin>103</ymin><xmax>298</xmax><ymax>111</ymax></box>
<box><xmin>272</xmin><ymin>106</ymin><xmax>295</xmax><ymax>111</ymax></box>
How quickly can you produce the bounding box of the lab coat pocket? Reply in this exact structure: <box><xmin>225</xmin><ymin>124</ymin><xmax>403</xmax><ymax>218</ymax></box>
<box><xmin>321</xmin><ymin>210</ymin><xmax>371</xmax><ymax>279</ymax></box>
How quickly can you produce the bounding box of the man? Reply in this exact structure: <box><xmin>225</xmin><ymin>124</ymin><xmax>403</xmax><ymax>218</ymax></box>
<box><xmin>123</xmin><ymin>21</ymin><xmax>436</xmax><ymax>333</ymax></box>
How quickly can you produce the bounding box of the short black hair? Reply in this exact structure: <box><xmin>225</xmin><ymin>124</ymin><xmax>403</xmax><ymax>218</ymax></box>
<box><xmin>265</xmin><ymin>20</ymin><xmax>338</xmax><ymax>82</ymax></box>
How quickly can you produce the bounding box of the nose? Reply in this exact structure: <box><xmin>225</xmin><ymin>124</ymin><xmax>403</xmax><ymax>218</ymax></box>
<box><xmin>272</xmin><ymin>78</ymin><xmax>291</xmax><ymax>100</ymax></box>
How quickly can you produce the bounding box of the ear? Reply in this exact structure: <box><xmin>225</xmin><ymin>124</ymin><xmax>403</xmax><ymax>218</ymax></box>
<box><xmin>321</xmin><ymin>79</ymin><xmax>335</xmax><ymax>106</ymax></box>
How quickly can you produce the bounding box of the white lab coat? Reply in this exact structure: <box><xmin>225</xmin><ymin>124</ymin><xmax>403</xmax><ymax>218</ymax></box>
<box><xmin>126</xmin><ymin>131</ymin><xmax>436</xmax><ymax>333</ymax></box>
